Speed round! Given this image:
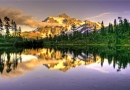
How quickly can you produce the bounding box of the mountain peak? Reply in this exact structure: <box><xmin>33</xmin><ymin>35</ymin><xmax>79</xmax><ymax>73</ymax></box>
<box><xmin>58</xmin><ymin>13</ymin><xmax>70</xmax><ymax>18</ymax></box>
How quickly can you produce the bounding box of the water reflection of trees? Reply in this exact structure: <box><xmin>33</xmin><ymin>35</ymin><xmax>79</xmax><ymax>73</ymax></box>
<box><xmin>0</xmin><ymin>48</ymin><xmax>23</xmax><ymax>74</ymax></box>
<box><xmin>0</xmin><ymin>46</ymin><xmax>130</xmax><ymax>74</ymax></box>
<box><xmin>55</xmin><ymin>46</ymin><xmax>130</xmax><ymax>72</ymax></box>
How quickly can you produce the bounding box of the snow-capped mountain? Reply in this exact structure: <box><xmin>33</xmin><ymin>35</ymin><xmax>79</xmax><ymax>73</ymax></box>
<box><xmin>22</xmin><ymin>13</ymin><xmax>102</xmax><ymax>38</ymax></box>
<box><xmin>65</xmin><ymin>24</ymin><xmax>94</xmax><ymax>35</ymax></box>
<box><xmin>43</xmin><ymin>13</ymin><xmax>85</xmax><ymax>29</ymax></box>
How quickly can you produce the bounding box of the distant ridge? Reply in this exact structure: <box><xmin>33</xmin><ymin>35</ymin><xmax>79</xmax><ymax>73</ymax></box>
<box><xmin>21</xmin><ymin>13</ymin><xmax>102</xmax><ymax>39</ymax></box>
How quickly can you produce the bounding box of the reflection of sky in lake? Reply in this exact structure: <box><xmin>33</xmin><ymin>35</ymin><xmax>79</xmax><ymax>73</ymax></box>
<box><xmin>21</xmin><ymin>55</ymin><xmax>38</xmax><ymax>62</ymax></box>
<box><xmin>1</xmin><ymin>63</ymin><xmax>130</xmax><ymax>90</ymax></box>
<box><xmin>0</xmin><ymin>48</ymin><xmax>130</xmax><ymax>90</ymax></box>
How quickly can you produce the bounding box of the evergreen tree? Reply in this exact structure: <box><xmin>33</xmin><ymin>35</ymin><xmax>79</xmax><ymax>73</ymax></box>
<box><xmin>0</xmin><ymin>18</ymin><xmax>3</xmax><ymax>30</ymax></box>
<box><xmin>118</xmin><ymin>17</ymin><xmax>123</xmax><ymax>34</ymax></box>
<box><xmin>124</xmin><ymin>19</ymin><xmax>129</xmax><ymax>32</ymax></box>
<box><xmin>18</xmin><ymin>26</ymin><xmax>21</xmax><ymax>36</ymax></box>
<box><xmin>101</xmin><ymin>21</ymin><xmax>105</xmax><ymax>36</ymax></box>
<box><xmin>108</xmin><ymin>23</ymin><xmax>111</xmax><ymax>33</ymax></box>
<box><xmin>4</xmin><ymin>16</ymin><xmax>10</xmax><ymax>37</ymax></box>
<box><xmin>11</xmin><ymin>19</ymin><xmax>14</xmax><ymax>31</ymax></box>
<box><xmin>93</xmin><ymin>26</ymin><xmax>97</xmax><ymax>42</ymax></box>
<box><xmin>13</xmin><ymin>21</ymin><xmax>17</xmax><ymax>37</ymax></box>
<box><xmin>114</xmin><ymin>19</ymin><xmax>119</xmax><ymax>44</ymax></box>
<box><xmin>114</xmin><ymin>19</ymin><xmax>117</xmax><ymax>33</ymax></box>
<box><xmin>93</xmin><ymin>26</ymin><xmax>97</xmax><ymax>35</ymax></box>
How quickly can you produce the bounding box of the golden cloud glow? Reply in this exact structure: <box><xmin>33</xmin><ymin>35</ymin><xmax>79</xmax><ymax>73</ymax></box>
<box><xmin>87</xmin><ymin>12</ymin><xmax>112</xmax><ymax>19</ymax></box>
<box><xmin>0</xmin><ymin>7</ymin><xmax>65</xmax><ymax>29</ymax></box>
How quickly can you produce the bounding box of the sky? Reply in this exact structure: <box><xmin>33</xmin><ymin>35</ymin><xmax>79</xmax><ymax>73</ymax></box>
<box><xmin>0</xmin><ymin>0</ymin><xmax>130</xmax><ymax>31</ymax></box>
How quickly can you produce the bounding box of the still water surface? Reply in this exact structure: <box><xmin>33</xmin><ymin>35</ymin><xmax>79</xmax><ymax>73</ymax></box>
<box><xmin>0</xmin><ymin>47</ymin><xmax>130</xmax><ymax>90</ymax></box>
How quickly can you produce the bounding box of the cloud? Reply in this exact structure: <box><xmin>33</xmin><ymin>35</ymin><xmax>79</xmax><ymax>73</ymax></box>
<box><xmin>0</xmin><ymin>58</ymin><xmax>59</xmax><ymax>78</ymax></box>
<box><xmin>123</xmin><ymin>11</ymin><xmax>130</xmax><ymax>13</ymax></box>
<box><xmin>87</xmin><ymin>12</ymin><xmax>112</xmax><ymax>19</ymax></box>
<box><xmin>0</xmin><ymin>7</ymin><xmax>33</xmax><ymax>25</ymax></box>
<box><xmin>0</xmin><ymin>7</ymin><xmax>64</xmax><ymax>28</ymax></box>
<box><xmin>87</xmin><ymin>66</ymin><xmax>109</xmax><ymax>73</ymax></box>
<box><xmin>25</xmin><ymin>20</ymin><xmax>65</xmax><ymax>28</ymax></box>
<box><xmin>86</xmin><ymin>12</ymin><xmax>116</xmax><ymax>25</ymax></box>
<box><xmin>86</xmin><ymin>11</ymin><xmax>130</xmax><ymax>25</ymax></box>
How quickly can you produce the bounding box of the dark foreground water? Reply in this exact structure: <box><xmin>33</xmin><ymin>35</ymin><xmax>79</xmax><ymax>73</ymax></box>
<box><xmin>0</xmin><ymin>47</ymin><xmax>130</xmax><ymax>90</ymax></box>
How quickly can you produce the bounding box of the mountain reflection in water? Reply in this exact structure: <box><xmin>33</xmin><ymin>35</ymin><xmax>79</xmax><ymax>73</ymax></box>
<box><xmin>0</xmin><ymin>46</ymin><xmax>130</xmax><ymax>78</ymax></box>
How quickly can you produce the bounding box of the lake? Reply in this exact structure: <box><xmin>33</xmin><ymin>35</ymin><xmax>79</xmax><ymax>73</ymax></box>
<box><xmin>0</xmin><ymin>47</ymin><xmax>130</xmax><ymax>90</ymax></box>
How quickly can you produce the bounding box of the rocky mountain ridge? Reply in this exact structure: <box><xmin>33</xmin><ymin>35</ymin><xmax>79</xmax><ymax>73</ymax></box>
<box><xmin>22</xmin><ymin>13</ymin><xmax>102</xmax><ymax>39</ymax></box>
